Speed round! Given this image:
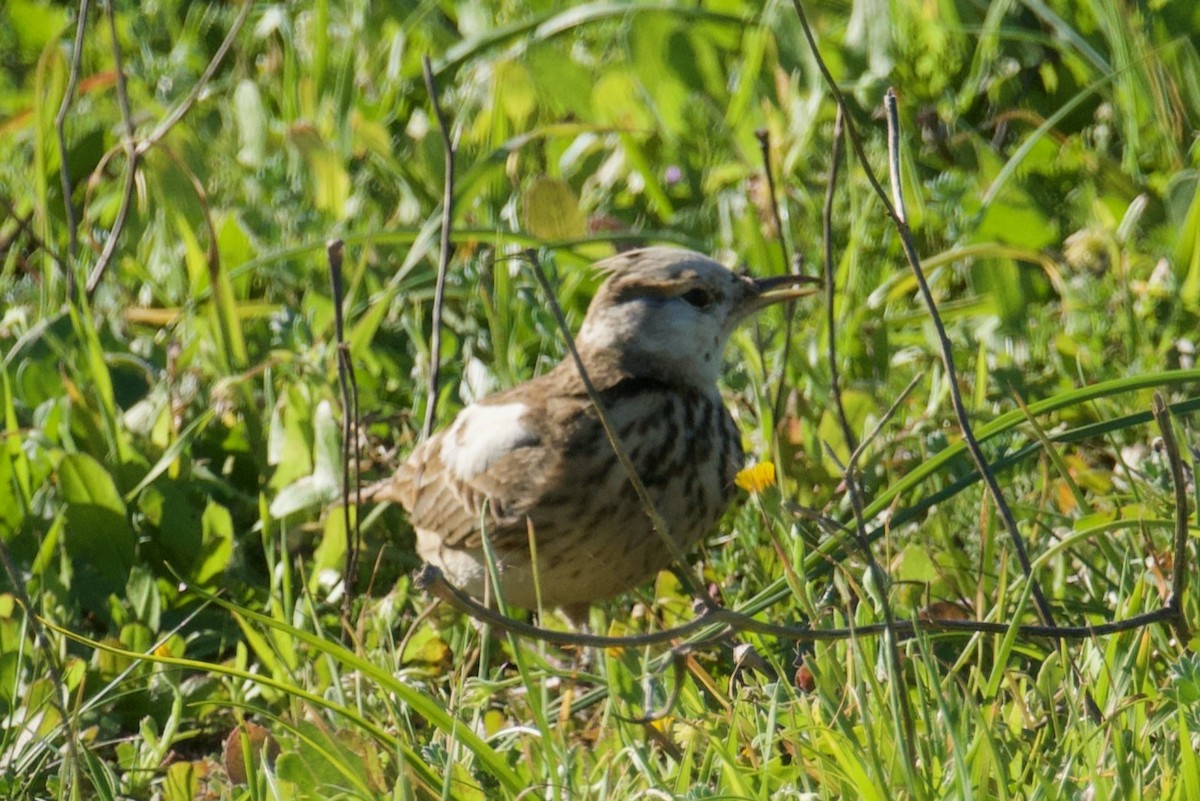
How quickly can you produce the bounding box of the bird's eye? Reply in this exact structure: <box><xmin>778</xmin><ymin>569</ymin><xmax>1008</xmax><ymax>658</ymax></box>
<box><xmin>681</xmin><ymin>288</ymin><xmax>714</xmax><ymax>308</ymax></box>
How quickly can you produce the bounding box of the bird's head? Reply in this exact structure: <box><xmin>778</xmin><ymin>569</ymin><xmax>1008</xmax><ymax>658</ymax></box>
<box><xmin>575</xmin><ymin>247</ymin><xmax>815</xmax><ymax>390</ymax></box>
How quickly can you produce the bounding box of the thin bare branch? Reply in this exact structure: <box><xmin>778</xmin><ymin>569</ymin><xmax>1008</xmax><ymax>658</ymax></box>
<box><xmin>819</xmin><ymin>106</ymin><xmax>917</xmax><ymax>763</ymax></box>
<box><xmin>138</xmin><ymin>0</ymin><xmax>253</xmax><ymax>153</ymax></box>
<box><xmin>756</xmin><ymin>128</ymin><xmax>803</xmax><ymax>426</ymax></box>
<box><xmin>99</xmin><ymin>0</ymin><xmax>141</xmax><ymax>287</ymax></box>
<box><xmin>416</xmin><ymin>565</ymin><xmax>727</xmax><ymax>647</ymax></box>
<box><xmin>1152</xmin><ymin>392</ymin><xmax>1192</xmax><ymax>642</ymax></box>
<box><xmin>846</xmin><ymin>370</ymin><xmax>924</xmax><ymax>468</ymax></box>
<box><xmin>823</xmin><ymin>111</ymin><xmax>858</xmax><ymax>489</ymax></box>
<box><xmin>788</xmin><ymin>3</ymin><xmax>1111</xmax><ymax>720</ymax></box>
<box><xmin>789</xmin><ymin>1</ymin><xmax>1059</xmax><ymax>628</ymax></box>
<box><xmin>755</xmin><ymin>128</ymin><xmax>792</xmax><ymax>272</ymax></box>
<box><xmin>106</xmin><ymin>1</ymin><xmax>135</xmax><ymax>141</ymax></box>
<box><xmin>0</xmin><ymin>197</ymin><xmax>67</xmax><ymax>273</ymax></box>
<box><xmin>788</xmin><ymin>1</ymin><xmax>897</xmax><ymax>218</ymax></box>
<box><xmin>421</xmin><ymin>54</ymin><xmax>457</xmax><ymax>441</ymax></box>
<box><xmin>879</xmin><ymin>89</ymin><xmax>1057</xmax><ymax>629</ymax></box>
<box><xmin>416</xmin><ymin>562</ymin><xmax>1182</xmax><ymax>646</ymax></box>
<box><xmin>329</xmin><ymin>240</ymin><xmax>362</xmax><ymax>630</ymax></box>
<box><xmin>56</xmin><ymin>0</ymin><xmax>91</xmax><ymax>297</ymax></box>
<box><xmin>84</xmin><ymin>0</ymin><xmax>252</xmax><ymax>297</ymax></box>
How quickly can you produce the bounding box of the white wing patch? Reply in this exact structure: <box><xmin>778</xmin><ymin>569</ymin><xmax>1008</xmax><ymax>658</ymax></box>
<box><xmin>440</xmin><ymin>402</ymin><xmax>535</xmax><ymax>480</ymax></box>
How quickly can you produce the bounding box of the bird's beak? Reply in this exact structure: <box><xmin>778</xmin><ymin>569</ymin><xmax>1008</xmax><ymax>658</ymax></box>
<box><xmin>736</xmin><ymin>273</ymin><xmax>820</xmax><ymax>318</ymax></box>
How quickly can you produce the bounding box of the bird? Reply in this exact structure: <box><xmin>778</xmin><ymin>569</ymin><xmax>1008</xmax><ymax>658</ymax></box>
<box><xmin>374</xmin><ymin>246</ymin><xmax>812</xmax><ymax>623</ymax></box>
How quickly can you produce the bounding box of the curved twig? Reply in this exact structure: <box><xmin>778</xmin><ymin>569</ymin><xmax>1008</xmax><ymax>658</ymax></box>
<box><xmin>420</xmin><ymin>55</ymin><xmax>457</xmax><ymax>440</ymax></box>
<box><xmin>415</xmin><ymin>565</ymin><xmax>728</xmax><ymax>647</ymax></box>
<box><xmin>416</xmin><ymin>562</ymin><xmax>1182</xmax><ymax>645</ymax></box>
<box><xmin>84</xmin><ymin>0</ymin><xmax>252</xmax><ymax>297</ymax></box>
<box><xmin>328</xmin><ymin>240</ymin><xmax>364</xmax><ymax>629</ymax></box>
<box><xmin>754</xmin><ymin>128</ymin><xmax>803</xmax><ymax>427</ymax></box>
<box><xmin>56</xmin><ymin>0</ymin><xmax>92</xmax><ymax>297</ymax></box>
<box><xmin>1152</xmin><ymin>392</ymin><xmax>1193</xmax><ymax>643</ymax></box>
<box><xmin>819</xmin><ymin>108</ymin><xmax>916</xmax><ymax>762</ymax></box>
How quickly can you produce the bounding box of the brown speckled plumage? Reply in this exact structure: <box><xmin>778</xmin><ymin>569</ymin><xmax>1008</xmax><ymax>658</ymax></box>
<box><xmin>374</xmin><ymin>247</ymin><xmax>809</xmax><ymax>619</ymax></box>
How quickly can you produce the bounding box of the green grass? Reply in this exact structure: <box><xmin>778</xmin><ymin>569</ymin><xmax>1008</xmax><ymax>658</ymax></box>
<box><xmin>2</xmin><ymin>0</ymin><xmax>1200</xmax><ymax>798</ymax></box>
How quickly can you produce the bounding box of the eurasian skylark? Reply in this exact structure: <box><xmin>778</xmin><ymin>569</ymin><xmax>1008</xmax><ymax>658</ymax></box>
<box><xmin>376</xmin><ymin>246</ymin><xmax>810</xmax><ymax>621</ymax></box>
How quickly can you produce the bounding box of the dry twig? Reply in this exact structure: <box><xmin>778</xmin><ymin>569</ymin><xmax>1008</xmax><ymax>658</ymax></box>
<box><xmin>420</xmin><ymin>55</ymin><xmax>457</xmax><ymax>441</ymax></box>
<box><xmin>328</xmin><ymin>240</ymin><xmax>363</xmax><ymax>629</ymax></box>
<box><xmin>819</xmin><ymin>106</ymin><xmax>917</xmax><ymax>765</ymax></box>
<box><xmin>84</xmin><ymin>0</ymin><xmax>252</xmax><ymax>297</ymax></box>
<box><xmin>56</xmin><ymin>0</ymin><xmax>91</xmax><ymax>297</ymax></box>
<box><xmin>1152</xmin><ymin>392</ymin><xmax>1193</xmax><ymax>643</ymax></box>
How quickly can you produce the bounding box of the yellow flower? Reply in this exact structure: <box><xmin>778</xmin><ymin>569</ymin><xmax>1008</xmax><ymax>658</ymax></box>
<box><xmin>735</xmin><ymin>462</ymin><xmax>776</xmax><ymax>494</ymax></box>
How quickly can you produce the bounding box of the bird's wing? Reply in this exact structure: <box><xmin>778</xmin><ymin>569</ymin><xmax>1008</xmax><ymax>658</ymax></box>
<box><xmin>383</xmin><ymin>397</ymin><xmax>548</xmax><ymax>550</ymax></box>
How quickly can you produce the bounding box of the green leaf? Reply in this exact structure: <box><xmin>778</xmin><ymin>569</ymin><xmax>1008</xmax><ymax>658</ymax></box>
<box><xmin>630</xmin><ymin>15</ymin><xmax>692</xmax><ymax>139</ymax></box>
<box><xmin>816</xmin><ymin>389</ymin><xmax>876</xmax><ymax>465</ymax></box>
<box><xmin>892</xmin><ymin>544</ymin><xmax>939</xmax><ymax>584</ymax></box>
<box><xmin>969</xmin><ymin>186</ymin><xmax>1057</xmax><ymax>250</ymax></box>
<box><xmin>0</xmin><ymin>440</ymin><xmax>24</xmax><ymax>543</ymax></box>
<box><xmin>268</xmin><ymin>400</ymin><xmax>341</xmax><ymax>517</ymax></box>
<box><xmin>125</xmin><ymin>565</ymin><xmax>161</xmax><ymax>630</ymax></box>
<box><xmin>234</xmin><ymin>80</ymin><xmax>267</xmax><ymax>168</ymax></box>
<box><xmin>295</xmin><ymin>131</ymin><xmax>350</xmax><ymax>216</ymax></box>
<box><xmin>1172</xmin><ymin>171</ymin><xmax>1200</xmax><ymax>309</ymax></box>
<box><xmin>161</xmin><ymin>761</ymin><xmax>201</xmax><ymax>801</ymax></box>
<box><xmin>58</xmin><ymin>453</ymin><xmax>134</xmax><ymax>594</ymax></box>
<box><xmin>591</xmin><ymin>70</ymin><xmax>653</xmax><ymax>131</ymax></box>
<box><xmin>526</xmin><ymin>43</ymin><xmax>592</xmax><ymax>116</ymax></box>
<box><xmin>310</xmin><ymin>511</ymin><xmax>347</xmax><ymax>592</ymax></box>
<box><xmin>521</xmin><ymin>176</ymin><xmax>586</xmax><ymax>241</ymax></box>
<box><xmin>267</xmin><ymin>384</ymin><xmax>315</xmax><ymax>485</ymax></box>
<box><xmin>274</xmin><ymin>721</ymin><xmax>378</xmax><ymax>796</ymax></box>
<box><xmin>494</xmin><ymin>59</ymin><xmax>537</xmax><ymax>127</ymax></box>
<box><xmin>6</xmin><ymin>0</ymin><xmax>68</xmax><ymax>59</ymax></box>
<box><xmin>194</xmin><ymin>500</ymin><xmax>233</xmax><ymax>586</ymax></box>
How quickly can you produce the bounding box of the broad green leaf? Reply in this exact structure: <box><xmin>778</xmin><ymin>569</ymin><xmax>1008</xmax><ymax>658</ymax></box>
<box><xmin>269</xmin><ymin>400</ymin><xmax>341</xmax><ymax>517</ymax></box>
<box><xmin>161</xmin><ymin>762</ymin><xmax>201</xmax><ymax>801</ymax></box>
<box><xmin>892</xmin><ymin>544</ymin><xmax>939</xmax><ymax>584</ymax></box>
<box><xmin>0</xmin><ymin>439</ymin><xmax>24</xmax><ymax>543</ymax></box>
<box><xmin>267</xmin><ymin>384</ymin><xmax>315</xmax><ymax>482</ymax></box>
<box><xmin>347</xmin><ymin>287</ymin><xmax>392</xmax><ymax>359</ymax></box>
<box><xmin>971</xmin><ymin>258</ymin><xmax>1053</xmax><ymax>332</ymax></box>
<box><xmin>494</xmin><ymin>59</ymin><xmax>537</xmax><ymax>127</ymax></box>
<box><xmin>521</xmin><ymin>176</ymin><xmax>586</xmax><ymax>241</ymax></box>
<box><xmin>630</xmin><ymin>15</ymin><xmax>692</xmax><ymax>139</ymax></box>
<box><xmin>58</xmin><ymin>453</ymin><xmax>134</xmax><ymax>591</ymax></box>
<box><xmin>6</xmin><ymin>0</ymin><xmax>69</xmax><ymax>59</ymax></box>
<box><xmin>274</xmin><ymin>720</ymin><xmax>378</xmax><ymax>796</ymax></box>
<box><xmin>969</xmin><ymin>186</ymin><xmax>1057</xmax><ymax>250</ymax></box>
<box><xmin>70</xmin><ymin>307</ymin><xmax>133</xmax><ymax>464</ymax></box>
<box><xmin>526</xmin><ymin>43</ymin><xmax>592</xmax><ymax>116</ymax></box>
<box><xmin>141</xmin><ymin>482</ymin><xmax>203</xmax><ymax>575</ymax></box>
<box><xmin>310</xmin><ymin>510</ymin><xmax>347</xmax><ymax>591</ymax></box>
<box><xmin>292</xmin><ymin>127</ymin><xmax>351</xmax><ymax>217</ymax></box>
<box><xmin>125</xmin><ymin>565</ymin><xmax>161</xmax><ymax>630</ymax></box>
<box><xmin>194</xmin><ymin>500</ymin><xmax>234</xmax><ymax>585</ymax></box>
<box><xmin>591</xmin><ymin>70</ymin><xmax>652</xmax><ymax>131</ymax></box>
<box><xmin>216</xmin><ymin>213</ymin><xmax>255</xmax><ymax>298</ymax></box>
<box><xmin>1172</xmin><ymin>171</ymin><xmax>1200</xmax><ymax>309</ymax></box>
